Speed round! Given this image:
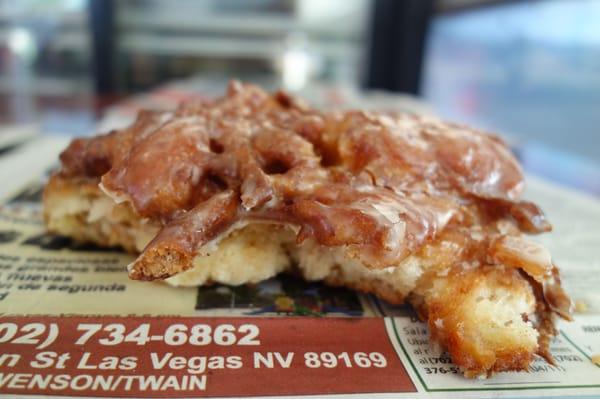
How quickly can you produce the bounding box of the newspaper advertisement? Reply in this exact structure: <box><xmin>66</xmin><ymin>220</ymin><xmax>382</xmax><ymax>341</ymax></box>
<box><xmin>0</xmin><ymin>137</ymin><xmax>599</xmax><ymax>398</ymax></box>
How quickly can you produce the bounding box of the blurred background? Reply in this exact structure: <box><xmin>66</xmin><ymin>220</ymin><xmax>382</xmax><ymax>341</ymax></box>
<box><xmin>0</xmin><ymin>0</ymin><xmax>599</xmax><ymax>194</ymax></box>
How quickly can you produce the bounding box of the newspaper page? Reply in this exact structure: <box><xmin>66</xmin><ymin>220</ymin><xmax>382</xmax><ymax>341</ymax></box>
<box><xmin>0</xmin><ymin>136</ymin><xmax>599</xmax><ymax>398</ymax></box>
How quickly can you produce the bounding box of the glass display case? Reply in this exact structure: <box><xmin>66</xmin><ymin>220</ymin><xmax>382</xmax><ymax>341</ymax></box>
<box><xmin>114</xmin><ymin>0</ymin><xmax>371</xmax><ymax>92</ymax></box>
<box><xmin>0</xmin><ymin>0</ymin><xmax>92</xmax><ymax>127</ymax></box>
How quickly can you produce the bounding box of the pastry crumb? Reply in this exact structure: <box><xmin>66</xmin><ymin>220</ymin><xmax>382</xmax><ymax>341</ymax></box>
<box><xmin>574</xmin><ymin>300</ymin><xmax>588</xmax><ymax>313</ymax></box>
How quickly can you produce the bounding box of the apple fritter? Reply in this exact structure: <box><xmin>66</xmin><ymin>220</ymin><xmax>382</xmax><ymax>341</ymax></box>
<box><xmin>44</xmin><ymin>81</ymin><xmax>571</xmax><ymax>377</ymax></box>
